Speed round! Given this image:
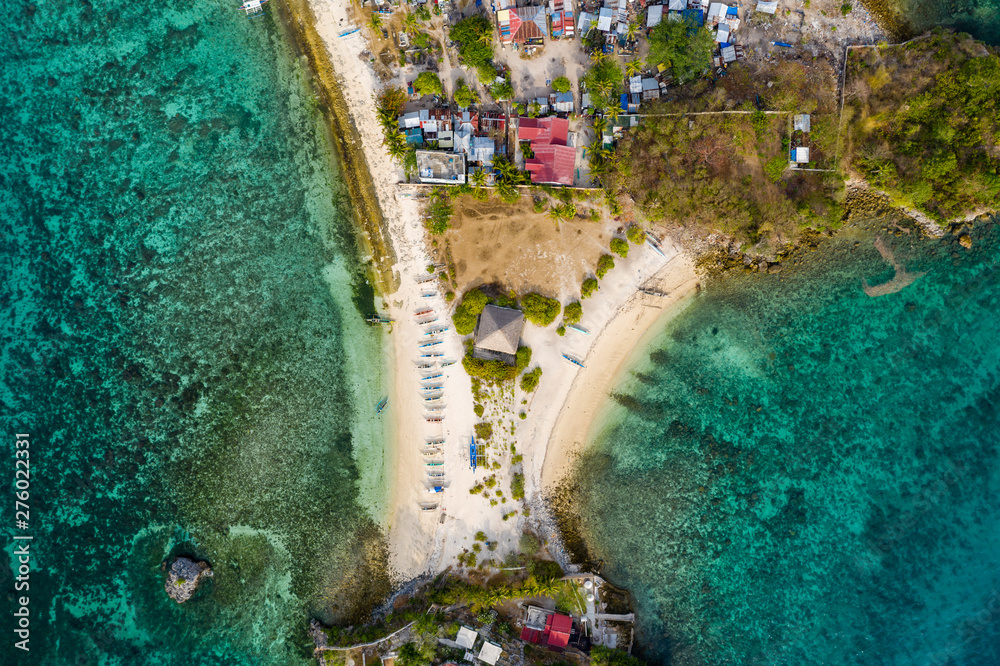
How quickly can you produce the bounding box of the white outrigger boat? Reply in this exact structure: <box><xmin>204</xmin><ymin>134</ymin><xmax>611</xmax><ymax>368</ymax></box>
<box><xmin>238</xmin><ymin>0</ymin><xmax>267</xmax><ymax>16</ymax></box>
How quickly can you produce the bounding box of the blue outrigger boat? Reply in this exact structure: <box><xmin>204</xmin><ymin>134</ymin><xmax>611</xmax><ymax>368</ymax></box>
<box><xmin>470</xmin><ymin>434</ymin><xmax>477</xmax><ymax>472</ymax></box>
<box><xmin>567</xmin><ymin>324</ymin><xmax>589</xmax><ymax>335</ymax></box>
<box><xmin>375</xmin><ymin>396</ymin><xmax>388</xmax><ymax>413</ymax></box>
<box><xmin>562</xmin><ymin>354</ymin><xmax>586</xmax><ymax>369</ymax></box>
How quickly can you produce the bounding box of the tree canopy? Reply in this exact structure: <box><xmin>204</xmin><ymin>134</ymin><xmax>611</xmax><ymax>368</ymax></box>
<box><xmin>452</xmin><ymin>288</ymin><xmax>489</xmax><ymax>334</ymax></box>
<box><xmin>647</xmin><ymin>16</ymin><xmax>714</xmax><ymax>82</ymax></box>
<box><xmin>582</xmin><ymin>57</ymin><xmax>623</xmax><ymax>114</ymax></box>
<box><xmin>552</xmin><ymin>76</ymin><xmax>572</xmax><ymax>93</ymax></box>
<box><xmin>520</xmin><ymin>293</ymin><xmax>561</xmax><ymax>327</ymax></box>
<box><xmin>414</xmin><ymin>71</ymin><xmax>442</xmax><ymax>96</ymax></box>
<box><xmin>451</xmin><ymin>17</ymin><xmax>494</xmax><ymax>78</ymax></box>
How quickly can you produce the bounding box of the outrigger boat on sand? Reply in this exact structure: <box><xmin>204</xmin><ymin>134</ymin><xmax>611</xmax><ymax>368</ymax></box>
<box><xmin>562</xmin><ymin>354</ymin><xmax>586</xmax><ymax>369</ymax></box>
<box><xmin>419</xmin><ymin>340</ymin><xmax>443</xmax><ymax>348</ymax></box>
<box><xmin>426</xmin><ymin>437</ymin><xmax>445</xmax><ymax>446</ymax></box>
<box><xmin>441</xmin><ymin>360</ymin><xmax>456</xmax><ymax>367</ymax></box>
<box><xmin>425</xmin><ymin>416</ymin><xmax>443</xmax><ymax>423</ymax></box>
<box><xmin>425</xmin><ymin>461</ymin><xmax>444</xmax><ymax>467</ymax></box>
<box><xmin>422</xmin><ymin>384</ymin><xmax>444</xmax><ymax>392</ymax></box>
<box><xmin>366</xmin><ymin>314</ymin><xmax>393</xmax><ymax>325</ymax></box>
<box><xmin>470</xmin><ymin>434</ymin><xmax>477</xmax><ymax>473</ymax></box>
<box><xmin>374</xmin><ymin>396</ymin><xmax>388</xmax><ymax>413</ymax></box>
<box><xmin>414</xmin><ymin>308</ymin><xmax>434</xmax><ymax>317</ymax></box>
<box><xmin>567</xmin><ymin>324</ymin><xmax>589</xmax><ymax>335</ymax></box>
<box><xmin>420</xmin><ymin>352</ymin><xmax>443</xmax><ymax>358</ymax></box>
<box><xmin>420</xmin><ymin>504</ymin><xmax>439</xmax><ymax>511</ymax></box>
<box><xmin>426</xmin><ymin>486</ymin><xmax>444</xmax><ymax>494</ymax></box>
<box><xmin>422</xmin><ymin>373</ymin><xmax>443</xmax><ymax>381</ymax></box>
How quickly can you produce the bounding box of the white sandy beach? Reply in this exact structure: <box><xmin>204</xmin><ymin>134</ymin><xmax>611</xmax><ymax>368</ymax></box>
<box><xmin>309</xmin><ymin>0</ymin><xmax>700</xmax><ymax>578</ymax></box>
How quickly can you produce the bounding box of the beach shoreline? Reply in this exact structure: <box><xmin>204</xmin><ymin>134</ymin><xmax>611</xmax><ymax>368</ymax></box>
<box><xmin>539</xmin><ymin>275</ymin><xmax>701</xmax><ymax>492</ymax></box>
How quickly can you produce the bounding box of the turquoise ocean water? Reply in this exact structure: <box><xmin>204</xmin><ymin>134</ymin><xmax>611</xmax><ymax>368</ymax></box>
<box><xmin>571</xmin><ymin>214</ymin><xmax>1000</xmax><ymax>664</ymax></box>
<box><xmin>2</xmin><ymin>0</ymin><xmax>389</xmax><ymax>663</ymax></box>
<box><xmin>885</xmin><ymin>0</ymin><xmax>1000</xmax><ymax>44</ymax></box>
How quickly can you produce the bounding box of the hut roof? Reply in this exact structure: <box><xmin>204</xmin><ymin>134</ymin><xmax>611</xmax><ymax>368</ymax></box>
<box><xmin>474</xmin><ymin>305</ymin><xmax>524</xmax><ymax>356</ymax></box>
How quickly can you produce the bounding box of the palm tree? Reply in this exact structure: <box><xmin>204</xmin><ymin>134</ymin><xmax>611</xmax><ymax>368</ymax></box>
<box><xmin>592</xmin><ymin>116</ymin><xmax>608</xmax><ymax>139</ymax></box>
<box><xmin>471</xmin><ymin>169</ymin><xmax>487</xmax><ymax>189</ymax></box>
<box><xmin>626</xmin><ymin>59</ymin><xmax>645</xmax><ymax>78</ymax></box>
<box><xmin>368</xmin><ymin>12</ymin><xmax>383</xmax><ymax>31</ymax></box>
<box><xmin>626</xmin><ymin>20</ymin><xmax>639</xmax><ymax>42</ymax></box>
<box><xmin>590</xmin><ymin>49</ymin><xmax>607</xmax><ymax>65</ymax></box>
<box><xmin>402</xmin><ymin>11</ymin><xmax>418</xmax><ymax>32</ymax></box>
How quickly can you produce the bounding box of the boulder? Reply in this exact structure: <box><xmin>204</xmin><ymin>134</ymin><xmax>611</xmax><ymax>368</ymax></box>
<box><xmin>165</xmin><ymin>557</ymin><xmax>213</xmax><ymax>603</ymax></box>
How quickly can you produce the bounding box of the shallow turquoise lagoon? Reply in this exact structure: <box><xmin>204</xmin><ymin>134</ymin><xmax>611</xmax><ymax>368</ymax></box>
<box><xmin>2</xmin><ymin>0</ymin><xmax>389</xmax><ymax>663</ymax></box>
<box><xmin>574</xmin><ymin>217</ymin><xmax>1000</xmax><ymax>664</ymax></box>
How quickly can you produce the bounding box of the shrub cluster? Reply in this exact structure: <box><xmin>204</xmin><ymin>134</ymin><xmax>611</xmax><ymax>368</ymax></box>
<box><xmin>563</xmin><ymin>301</ymin><xmax>583</xmax><ymax>324</ymax></box>
<box><xmin>521</xmin><ymin>293</ymin><xmax>561</xmax><ymax>326</ymax></box>
<box><xmin>596</xmin><ymin>254</ymin><xmax>615</xmax><ymax>279</ymax></box>
<box><xmin>520</xmin><ymin>367</ymin><xmax>542</xmax><ymax>392</ymax></box>
<box><xmin>452</xmin><ymin>288</ymin><xmax>488</xmax><ymax>335</ymax></box>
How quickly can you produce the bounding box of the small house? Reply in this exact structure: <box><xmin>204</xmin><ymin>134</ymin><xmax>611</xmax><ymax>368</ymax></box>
<box><xmin>415</xmin><ymin>150</ymin><xmax>467</xmax><ymax>184</ymax></box>
<box><xmin>473</xmin><ymin>305</ymin><xmax>525</xmax><ymax>365</ymax></box>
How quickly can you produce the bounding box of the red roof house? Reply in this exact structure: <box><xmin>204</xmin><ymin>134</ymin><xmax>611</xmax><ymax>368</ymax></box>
<box><xmin>520</xmin><ymin>612</ymin><xmax>573</xmax><ymax>650</ymax></box>
<box><xmin>518</xmin><ymin>117</ymin><xmax>574</xmax><ymax>186</ymax></box>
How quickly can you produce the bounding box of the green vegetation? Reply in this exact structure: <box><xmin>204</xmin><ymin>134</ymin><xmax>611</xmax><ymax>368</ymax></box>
<box><xmin>475</xmin><ymin>531</ymin><xmax>487</xmax><ymax>542</ymax></box>
<box><xmin>548</xmin><ymin>202</ymin><xmax>576</xmax><ymax>221</ymax></box>
<box><xmin>451</xmin><ymin>17</ymin><xmax>494</xmax><ymax>83</ymax></box>
<box><xmin>610</xmin><ymin>237</ymin><xmax>629</xmax><ymax>258</ymax></box>
<box><xmin>174</xmin><ymin>578</ymin><xmax>186</xmax><ymax>586</ymax></box>
<box><xmin>510</xmin><ymin>473</ymin><xmax>525</xmax><ymax>500</ymax></box>
<box><xmin>626</xmin><ymin>225</ymin><xmax>645</xmax><ymax>244</ymax></box>
<box><xmin>452</xmin><ymin>288</ymin><xmax>488</xmax><ymax>335</ymax></box>
<box><xmin>552</xmin><ymin>76</ymin><xmax>572</xmax><ymax>93</ymax></box>
<box><xmin>556</xmin><ymin>325</ymin><xmax>566</xmax><ymax>336</ymax></box>
<box><xmin>614</xmin><ymin>60</ymin><xmax>845</xmax><ymax>251</ymax></box>
<box><xmin>474</xmin><ymin>403</ymin><xmax>485</xmax><ymax>417</ymax></box>
<box><xmin>397</xmin><ymin>642</ymin><xmax>436</xmax><ymax>666</ymax></box>
<box><xmin>475</xmin><ymin>422</ymin><xmax>493</xmax><ymax>441</ymax></box>
<box><xmin>581</xmin><ymin>277</ymin><xmax>599</xmax><ymax>298</ymax></box>
<box><xmin>520</xmin><ymin>293</ymin><xmax>561</xmax><ymax>326</ymax></box>
<box><xmin>488</xmin><ymin>77</ymin><xmax>514</xmax><ymax>102</ymax></box>
<box><xmin>596</xmin><ymin>254</ymin><xmax>615</xmax><ymax>279</ymax></box>
<box><xmin>454</xmin><ymin>78</ymin><xmax>478</xmax><ymax>108</ymax></box>
<box><xmin>375</xmin><ymin>86</ymin><xmax>409</xmax><ymax>162</ymax></box>
<box><xmin>414</xmin><ymin>71</ymin><xmax>443</xmax><ymax>96</ymax></box>
<box><xmin>845</xmin><ymin>33</ymin><xmax>1000</xmax><ymax>222</ymax></box>
<box><xmin>493</xmin><ymin>156</ymin><xmax>529</xmax><ymax>203</ymax></box>
<box><xmin>520</xmin><ymin>367</ymin><xmax>542</xmax><ymax>392</ymax></box>
<box><xmin>582</xmin><ymin>54</ymin><xmax>623</xmax><ymax>115</ymax></box>
<box><xmin>591</xmin><ymin>645</ymin><xmax>646</xmax><ymax>666</ymax></box>
<box><xmin>426</xmin><ymin>187</ymin><xmax>453</xmax><ymax>234</ymax></box>
<box><xmin>519</xmin><ymin>533</ymin><xmax>541</xmax><ymax>556</ymax></box>
<box><xmin>563</xmin><ymin>301</ymin><xmax>582</xmax><ymax>324</ymax></box>
<box><xmin>647</xmin><ymin>15</ymin><xmax>714</xmax><ymax>83</ymax></box>
<box><xmin>463</xmin><ymin>343</ymin><xmax>532</xmax><ymax>383</ymax></box>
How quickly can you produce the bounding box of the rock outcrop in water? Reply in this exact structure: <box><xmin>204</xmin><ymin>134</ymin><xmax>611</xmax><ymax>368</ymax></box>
<box><xmin>164</xmin><ymin>557</ymin><xmax>213</xmax><ymax>603</ymax></box>
<box><xmin>862</xmin><ymin>236</ymin><xmax>926</xmax><ymax>297</ymax></box>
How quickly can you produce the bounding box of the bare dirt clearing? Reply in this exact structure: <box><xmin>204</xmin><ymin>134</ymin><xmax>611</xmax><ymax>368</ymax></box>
<box><xmin>436</xmin><ymin>193</ymin><xmax>617</xmax><ymax>296</ymax></box>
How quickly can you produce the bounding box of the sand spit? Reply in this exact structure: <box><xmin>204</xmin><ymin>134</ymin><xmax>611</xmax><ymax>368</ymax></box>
<box><xmin>303</xmin><ymin>0</ymin><xmax>701</xmax><ymax>579</ymax></box>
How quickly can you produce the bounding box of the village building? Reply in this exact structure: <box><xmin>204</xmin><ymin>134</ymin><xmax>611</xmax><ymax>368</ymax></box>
<box><xmin>415</xmin><ymin>150</ymin><xmax>467</xmax><ymax>184</ymax></box>
<box><xmin>477</xmin><ymin>641</ymin><xmax>503</xmax><ymax>666</ymax></box>
<box><xmin>473</xmin><ymin>305</ymin><xmax>525</xmax><ymax>365</ymax></box>
<box><xmin>520</xmin><ymin>607</ymin><xmax>574</xmax><ymax>650</ymax></box>
<box><xmin>550</xmin><ymin>0</ymin><xmax>575</xmax><ymax>38</ymax></box>
<box><xmin>497</xmin><ymin>6</ymin><xmax>547</xmax><ymax>45</ymax></box>
<box><xmin>549</xmin><ymin>91</ymin><xmax>575</xmax><ymax>113</ymax></box>
<box><xmin>518</xmin><ymin>116</ymin><xmax>575</xmax><ymax>186</ymax></box>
